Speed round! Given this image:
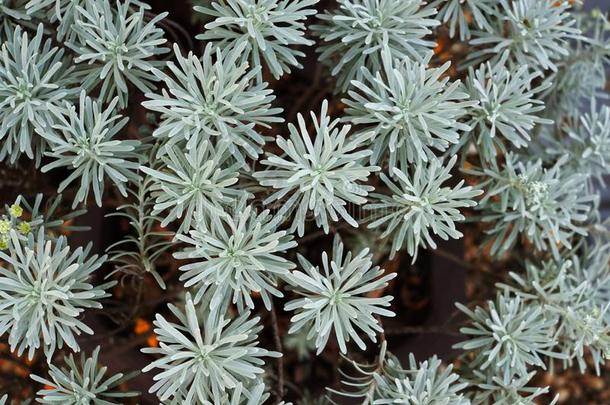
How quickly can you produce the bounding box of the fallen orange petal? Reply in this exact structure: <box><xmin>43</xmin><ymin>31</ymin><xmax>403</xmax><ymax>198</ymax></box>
<box><xmin>134</xmin><ymin>318</ymin><xmax>151</xmax><ymax>335</ymax></box>
<box><xmin>147</xmin><ymin>335</ymin><xmax>159</xmax><ymax>347</ymax></box>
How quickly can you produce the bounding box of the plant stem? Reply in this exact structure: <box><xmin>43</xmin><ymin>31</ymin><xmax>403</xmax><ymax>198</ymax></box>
<box><xmin>270</xmin><ymin>302</ymin><xmax>285</xmax><ymax>402</ymax></box>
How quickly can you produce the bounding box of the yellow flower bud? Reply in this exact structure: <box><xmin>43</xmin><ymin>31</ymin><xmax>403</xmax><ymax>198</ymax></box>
<box><xmin>9</xmin><ymin>204</ymin><xmax>23</xmax><ymax>218</ymax></box>
<box><xmin>0</xmin><ymin>220</ymin><xmax>10</xmax><ymax>234</ymax></box>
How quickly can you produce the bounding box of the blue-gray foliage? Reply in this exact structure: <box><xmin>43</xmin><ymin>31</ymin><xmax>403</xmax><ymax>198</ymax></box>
<box><xmin>174</xmin><ymin>196</ymin><xmax>296</xmax><ymax>310</ymax></box>
<box><xmin>313</xmin><ymin>0</ymin><xmax>439</xmax><ymax>92</ymax></box>
<box><xmin>330</xmin><ymin>342</ymin><xmax>469</xmax><ymax>404</ymax></box>
<box><xmin>0</xmin><ymin>24</ymin><xmax>76</xmax><ymax>165</ymax></box>
<box><xmin>195</xmin><ymin>0</ymin><xmax>318</xmax><ymax>81</ymax></box>
<box><xmin>0</xmin><ymin>0</ymin><xmax>32</xmax><ymax>38</ymax></box>
<box><xmin>431</xmin><ymin>0</ymin><xmax>496</xmax><ymax>40</ymax></box>
<box><xmin>0</xmin><ymin>0</ymin><xmax>609</xmax><ymax>403</ymax></box>
<box><xmin>455</xmin><ymin>293</ymin><xmax>564</xmax><ymax>384</ymax></box>
<box><xmin>366</xmin><ymin>155</ymin><xmax>482</xmax><ymax>262</ymax></box>
<box><xmin>67</xmin><ymin>0</ymin><xmax>168</xmax><ymax>107</ymax></box>
<box><xmin>142</xmin><ymin>292</ymin><xmax>280</xmax><ymax>404</ymax></box>
<box><xmin>143</xmin><ymin>42</ymin><xmax>283</xmax><ymax>165</ymax></box>
<box><xmin>344</xmin><ymin>49</ymin><xmax>473</xmax><ymax>166</ymax></box>
<box><xmin>255</xmin><ymin>100</ymin><xmax>379</xmax><ymax>236</ymax></box>
<box><xmin>459</xmin><ymin>51</ymin><xmax>553</xmax><ymax>161</ymax></box>
<box><xmin>31</xmin><ymin>346</ymin><xmax>138</xmax><ymax>404</ymax></box>
<box><xmin>284</xmin><ymin>235</ymin><xmax>396</xmax><ymax>354</ymax></box>
<box><xmin>106</xmin><ymin>153</ymin><xmax>175</xmax><ymax>289</ymax></box>
<box><xmin>141</xmin><ymin>141</ymin><xmax>244</xmax><ymax>234</ymax></box>
<box><xmin>38</xmin><ymin>91</ymin><xmax>141</xmax><ymax>208</ymax></box>
<box><xmin>0</xmin><ymin>229</ymin><xmax>113</xmax><ymax>360</ymax></box>
<box><xmin>469</xmin><ymin>153</ymin><xmax>596</xmax><ymax>258</ymax></box>
<box><xmin>468</xmin><ymin>0</ymin><xmax>582</xmax><ymax>71</ymax></box>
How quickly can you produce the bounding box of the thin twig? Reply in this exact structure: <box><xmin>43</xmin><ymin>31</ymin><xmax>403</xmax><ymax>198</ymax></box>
<box><xmin>287</xmin><ymin>64</ymin><xmax>323</xmax><ymax>121</ymax></box>
<box><xmin>270</xmin><ymin>302</ymin><xmax>285</xmax><ymax>402</ymax></box>
<box><xmin>435</xmin><ymin>248</ymin><xmax>503</xmax><ymax>280</ymax></box>
<box><xmin>384</xmin><ymin>325</ymin><xmax>462</xmax><ymax>337</ymax></box>
<box><xmin>297</xmin><ymin>218</ymin><xmax>368</xmax><ymax>244</ymax></box>
<box><xmin>104</xmin><ymin>333</ymin><xmax>152</xmax><ymax>358</ymax></box>
<box><xmin>433</xmin><ymin>248</ymin><xmax>476</xmax><ymax>270</ymax></box>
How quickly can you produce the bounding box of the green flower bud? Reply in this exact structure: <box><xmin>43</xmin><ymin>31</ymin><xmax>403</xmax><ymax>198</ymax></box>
<box><xmin>18</xmin><ymin>222</ymin><xmax>31</xmax><ymax>235</ymax></box>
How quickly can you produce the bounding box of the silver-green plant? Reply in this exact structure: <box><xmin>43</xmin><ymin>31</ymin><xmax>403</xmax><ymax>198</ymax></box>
<box><xmin>0</xmin><ymin>0</ymin><xmax>609</xmax><ymax>403</ymax></box>
<box><xmin>141</xmin><ymin>141</ymin><xmax>244</xmax><ymax>234</ymax></box>
<box><xmin>0</xmin><ymin>0</ymin><xmax>31</xmax><ymax>37</ymax></box>
<box><xmin>366</xmin><ymin>156</ymin><xmax>482</xmax><ymax>262</ymax></box>
<box><xmin>25</xmin><ymin>0</ymin><xmax>87</xmax><ymax>40</ymax></box>
<box><xmin>0</xmin><ymin>194</ymin><xmax>88</xmax><ymax>249</ymax></box>
<box><xmin>499</xmin><ymin>253</ymin><xmax>610</xmax><ymax>375</ymax></box>
<box><xmin>143</xmin><ymin>42</ymin><xmax>283</xmax><ymax>164</ymax></box>
<box><xmin>67</xmin><ymin>0</ymin><xmax>168</xmax><ymax>107</ymax></box>
<box><xmin>313</xmin><ymin>0</ymin><xmax>439</xmax><ymax>92</ymax></box>
<box><xmin>25</xmin><ymin>0</ymin><xmax>150</xmax><ymax>41</ymax></box>
<box><xmin>468</xmin><ymin>0</ymin><xmax>582</xmax><ymax>71</ymax></box>
<box><xmin>232</xmin><ymin>382</ymin><xmax>271</xmax><ymax>405</ymax></box>
<box><xmin>454</xmin><ymin>293</ymin><xmax>564</xmax><ymax>385</ymax></box>
<box><xmin>460</xmin><ymin>51</ymin><xmax>553</xmax><ymax>161</ymax></box>
<box><xmin>374</xmin><ymin>354</ymin><xmax>469</xmax><ymax>405</ymax></box>
<box><xmin>195</xmin><ymin>0</ymin><xmax>318</xmax><ymax>81</ymax></box>
<box><xmin>330</xmin><ymin>342</ymin><xmax>469</xmax><ymax>404</ymax></box>
<box><xmin>284</xmin><ymin>235</ymin><xmax>396</xmax><ymax>354</ymax></box>
<box><xmin>106</xmin><ymin>160</ymin><xmax>174</xmax><ymax>289</ymax></box>
<box><xmin>343</xmin><ymin>49</ymin><xmax>473</xmax><ymax>167</ymax></box>
<box><xmin>31</xmin><ymin>346</ymin><xmax>138</xmax><ymax>404</ymax></box>
<box><xmin>541</xmin><ymin>10</ymin><xmax>610</xmax><ymax>117</ymax></box>
<box><xmin>37</xmin><ymin>91</ymin><xmax>141</xmax><ymax>208</ymax></box>
<box><xmin>10</xmin><ymin>194</ymin><xmax>88</xmax><ymax>236</ymax></box>
<box><xmin>470</xmin><ymin>153</ymin><xmax>596</xmax><ymax>258</ymax></box>
<box><xmin>255</xmin><ymin>100</ymin><xmax>379</xmax><ymax>236</ymax></box>
<box><xmin>174</xmin><ymin>196</ymin><xmax>296</xmax><ymax>310</ymax></box>
<box><xmin>431</xmin><ymin>0</ymin><xmax>496</xmax><ymax>40</ymax></box>
<box><xmin>468</xmin><ymin>370</ymin><xmax>558</xmax><ymax>405</ymax></box>
<box><xmin>0</xmin><ymin>228</ymin><xmax>113</xmax><ymax>360</ymax></box>
<box><xmin>142</xmin><ymin>292</ymin><xmax>280</xmax><ymax>404</ymax></box>
<box><xmin>0</xmin><ymin>24</ymin><xmax>76</xmax><ymax>165</ymax></box>
<box><xmin>541</xmin><ymin>102</ymin><xmax>610</xmax><ymax>185</ymax></box>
